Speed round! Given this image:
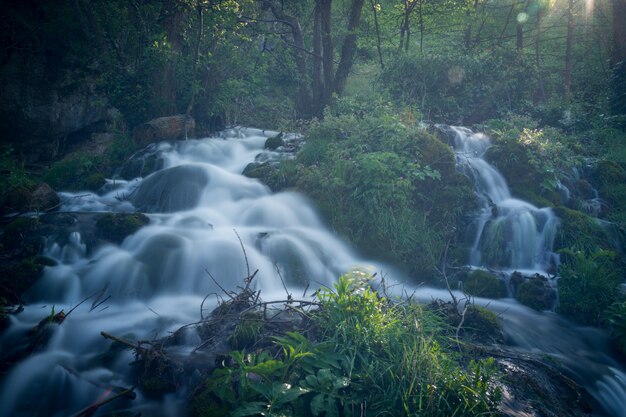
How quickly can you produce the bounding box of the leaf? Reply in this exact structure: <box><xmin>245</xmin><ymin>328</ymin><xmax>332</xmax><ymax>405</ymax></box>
<box><xmin>232</xmin><ymin>401</ymin><xmax>268</xmax><ymax>417</ymax></box>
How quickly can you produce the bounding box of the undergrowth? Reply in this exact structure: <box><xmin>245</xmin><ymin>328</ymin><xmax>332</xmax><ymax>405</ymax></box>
<box><xmin>192</xmin><ymin>271</ymin><xmax>501</xmax><ymax>417</ymax></box>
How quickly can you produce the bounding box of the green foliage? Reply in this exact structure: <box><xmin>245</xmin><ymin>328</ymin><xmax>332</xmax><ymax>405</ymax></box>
<box><xmin>461</xmin><ymin>270</ymin><xmax>507</xmax><ymax>299</ymax></box>
<box><xmin>42</xmin><ymin>154</ymin><xmax>101</xmax><ymax>191</ymax></box>
<box><xmin>553</xmin><ymin>207</ymin><xmax>613</xmax><ymax>254</ymax></box>
<box><xmin>294</xmin><ymin>104</ymin><xmax>474</xmax><ymax>276</ymax></box>
<box><xmin>484</xmin><ymin>117</ymin><xmax>579</xmax><ymax>206</ymax></box>
<box><xmin>604</xmin><ymin>299</ymin><xmax>626</xmax><ymax>355</ymax></box>
<box><xmin>557</xmin><ymin>250</ymin><xmax>622</xmax><ymax>325</ymax></box>
<box><xmin>193</xmin><ymin>273</ymin><xmax>502</xmax><ymax>417</ymax></box>
<box><xmin>0</xmin><ymin>147</ymin><xmax>36</xmax><ymax>212</ymax></box>
<box><xmin>381</xmin><ymin>51</ymin><xmax>535</xmax><ymax>124</ymax></box>
<box><xmin>229</xmin><ymin>313</ymin><xmax>265</xmax><ymax>349</ymax></box>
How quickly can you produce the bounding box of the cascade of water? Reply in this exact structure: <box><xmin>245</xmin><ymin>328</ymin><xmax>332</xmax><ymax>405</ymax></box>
<box><xmin>450</xmin><ymin>126</ymin><xmax>559</xmax><ymax>274</ymax></box>
<box><xmin>1</xmin><ymin>126</ymin><xmax>625</xmax><ymax>417</ymax></box>
<box><xmin>0</xmin><ymin>128</ymin><xmax>398</xmax><ymax>417</ymax></box>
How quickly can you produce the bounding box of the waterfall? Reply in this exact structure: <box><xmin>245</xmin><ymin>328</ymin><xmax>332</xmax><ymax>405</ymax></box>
<box><xmin>449</xmin><ymin>126</ymin><xmax>559</xmax><ymax>274</ymax></box>
<box><xmin>1</xmin><ymin>126</ymin><xmax>625</xmax><ymax>417</ymax></box>
<box><xmin>0</xmin><ymin>128</ymin><xmax>397</xmax><ymax>417</ymax></box>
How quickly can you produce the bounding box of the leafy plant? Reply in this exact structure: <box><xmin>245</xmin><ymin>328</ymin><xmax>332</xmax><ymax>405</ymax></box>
<box><xmin>558</xmin><ymin>249</ymin><xmax>622</xmax><ymax>325</ymax></box>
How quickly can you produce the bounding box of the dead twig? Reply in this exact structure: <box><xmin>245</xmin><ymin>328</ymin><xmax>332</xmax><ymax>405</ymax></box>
<box><xmin>70</xmin><ymin>385</ymin><xmax>136</xmax><ymax>417</ymax></box>
<box><xmin>233</xmin><ymin>228</ymin><xmax>250</xmax><ymax>277</ymax></box>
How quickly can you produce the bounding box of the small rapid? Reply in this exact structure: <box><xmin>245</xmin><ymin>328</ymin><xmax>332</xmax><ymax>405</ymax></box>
<box><xmin>449</xmin><ymin>126</ymin><xmax>559</xmax><ymax>274</ymax></box>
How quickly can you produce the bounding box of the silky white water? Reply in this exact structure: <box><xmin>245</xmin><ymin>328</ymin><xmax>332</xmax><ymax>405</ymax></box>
<box><xmin>0</xmin><ymin>127</ymin><xmax>624</xmax><ymax>416</ymax></box>
<box><xmin>450</xmin><ymin>126</ymin><xmax>559</xmax><ymax>274</ymax></box>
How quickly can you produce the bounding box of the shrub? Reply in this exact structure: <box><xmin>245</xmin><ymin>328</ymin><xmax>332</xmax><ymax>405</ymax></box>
<box><xmin>381</xmin><ymin>51</ymin><xmax>535</xmax><ymax>124</ymax></box>
<box><xmin>192</xmin><ymin>273</ymin><xmax>502</xmax><ymax>417</ymax></box>
<box><xmin>295</xmin><ymin>105</ymin><xmax>474</xmax><ymax>277</ymax></box>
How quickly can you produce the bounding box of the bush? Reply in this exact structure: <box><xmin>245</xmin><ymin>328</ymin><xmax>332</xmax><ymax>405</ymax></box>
<box><xmin>557</xmin><ymin>250</ymin><xmax>622</xmax><ymax>325</ymax></box>
<box><xmin>294</xmin><ymin>104</ymin><xmax>474</xmax><ymax>277</ymax></box>
<box><xmin>381</xmin><ymin>51</ymin><xmax>535</xmax><ymax>124</ymax></box>
<box><xmin>192</xmin><ymin>273</ymin><xmax>502</xmax><ymax>417</ymax></box>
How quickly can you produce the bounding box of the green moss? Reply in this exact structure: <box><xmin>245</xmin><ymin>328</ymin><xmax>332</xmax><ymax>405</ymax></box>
<box><xmin>515</xmin><ymin>277</ymin><xmax>556</xmax><ymax>311</ymax></box>
<box><xmin>0</xmin><ymin>257</ymin><xmax>45</xmax><ymax>303</ymax></box>
<box><xmin>82</xmin><ymin>173</ymin><xmax>106</xmax><ymax>190</ymax></box>
<box><xmin>96</xmin><ymin>213</ymin><xmax>150</xmax><ymax>244</ymax></box>
<box><xmin>553</xmin><ymin>207</ymin><xmax>612</xmax><ymax>254</ymax></box>
<box><xmin>591</xmin><ymin>160</ymin><xmax>626</xmax><ymax>190</ymax></box>
<box><xmin>463</xmin><ymin>305</ymin><xmax>502</xmax><ymax>341</ymax></box>
<box><xmin>1</xmin><ymin>217</ymin><xmax>39</xmax><ymax>250</ymax></box>
<box><xmin>461</xmin><ymin>270</ymin><xmax>507</xmax><ymax>299</ymax></box>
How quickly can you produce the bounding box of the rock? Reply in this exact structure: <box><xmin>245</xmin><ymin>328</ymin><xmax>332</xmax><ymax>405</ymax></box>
<box><xmin>514</xmin><ymin>273</ymin><xmax>557</xmax><ymax>311</ymax></box>
<box><xmin>133</xmin><ymin>115</ymin><xmax>195</xmax><ymax>147</ymax></box>
<box><xmin>96</xmin><ymin>213</ymin><xmax>150</xmax><ymax>244</ymax></box>
<box><xmin>132</xmin><ymin>165</ymin><xmax>209</xmax><ymax>212</ymax></box>
<box><xmin>0</xmin><ymin>51</ymin><xmax>116</xmax><ymax>163</ymax></box>
<box><xmin>29</xmin><ymin>183</ymin><xmax>60</xmax><ymax>212</ymax></box>
<box><xmin>264</xmin><ymin>132</ymin><xmax>284</xmax><ymax>150</ymax></box>
<box><xmin>461</xmin><ymin>269</ymin><xmax>507</xmax><ymax>299</ymax></box>
<box><xmin>495</xmin><ymin>353</ymin><xmax>594</xmax><ymax>417</ymax></box>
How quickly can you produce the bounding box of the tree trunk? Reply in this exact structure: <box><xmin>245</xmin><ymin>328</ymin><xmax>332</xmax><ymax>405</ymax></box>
<box><xmin>313</xmin><ymin>3</ymin><xmax>324</xmax><ymax>110</ymax></box>
<box><xmin>319</xmin><ymin>0</ymin><xmax>334</xmax><ymax>109</ymax></box>
<box><xmin>612</xmin><ymin>0</ymin><xmax>626</xmax><ymax>65</ymax></box>
<box><xmin>564</xmin><ymin>0</ymin><xmax>574</xmax><ymax>101</ymax></box>
<box><xmin>371</xmin><ymin>0</ymin><xmax>384</xmax><ymax>68</ymax></box>
<box><xmin>184</xmin><ymin>0</ymin><xmax>203</xmax><ymax>138</ymax></box>
<box><xmin>334</xmin><ymin>0</ymin><xmax>365</xmax><ymax>96</ymax></box>
<box><xmin>534</xmin><ymin>6</ymin><xmax>546</xmax><ymax>104</ymax></box>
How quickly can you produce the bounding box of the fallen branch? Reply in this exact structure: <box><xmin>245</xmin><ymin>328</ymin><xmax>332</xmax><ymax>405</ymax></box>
<box><xmin>70</xmin><ymin>385</ymin><xmax>136</xmax><ymax>417</ymax></box>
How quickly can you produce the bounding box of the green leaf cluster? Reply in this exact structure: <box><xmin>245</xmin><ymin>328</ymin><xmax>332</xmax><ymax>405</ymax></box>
<box><xmin>294</xmin><ymin>103</ymin><xmax>474</xmax><ymax>277</ymax></box>
<box><xmin>192</xmin><ymin>273</ymin><xmax>501</xmax><ymax>417</ymax></box>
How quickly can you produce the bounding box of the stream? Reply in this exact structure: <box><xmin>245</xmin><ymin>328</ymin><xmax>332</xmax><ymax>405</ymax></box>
<box><xmin>0</xmin><ymin>127</ymin><xmax>625</xmax><ymax>416</ymax></box>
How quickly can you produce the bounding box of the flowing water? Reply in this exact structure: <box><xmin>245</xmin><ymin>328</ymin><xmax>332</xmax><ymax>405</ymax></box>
<box><xmin>0</xmin><ymin>126</ymin><xmax>625</xmax><ymax>416</ymax></box>
<box><xmin>448</xmin><ymin>126</ymin><xmax>559</xmax><ymax>274</ymax></box>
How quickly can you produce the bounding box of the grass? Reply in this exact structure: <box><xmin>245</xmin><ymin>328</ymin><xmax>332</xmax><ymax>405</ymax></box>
<box><xmin>191</xmin><ymin>271</ymin><xmax>502</xmax><ymax>417</ymax></box>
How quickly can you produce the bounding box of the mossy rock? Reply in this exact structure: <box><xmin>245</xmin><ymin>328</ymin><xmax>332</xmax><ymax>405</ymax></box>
<box><xmin>461</xmin><ymin>270</ymin><xmax>507</xmax><ymax>299</ymax></box>
<box><xmin>83</xmin><ymin>173</ymin><xmax>107</xmax><ymax>191</ymax></box>
<box><xmin>1</xmin><ymin>217</ymin><xmax>39</xmax><ymax>250</ymax></box>
<box><xmin>462</xmin><ymin>305</ymin><xmax>502</xmax><ymax>341</ymax></box>
<box><xmin>242</xmin><ymin>162</ymin><xmax>274</xmax><ymax>179</ymax></box>
<box><xmin>0</xmin><ymin>257</ymin><xmax>46</xmax><ymax>304</ymax></box>
<box><xmin>414</xmin><ymin>131</ymin><xmax>457</xmax><ymax>177</ymax></box>
<box><xmin>96</xmin><ymin>213</ymin><xmax>150</xmax><ymax>244</ymax></box>
<box><xmin>515</xmin><ymin>275</ymin><xmax>556</xmax><ymax>311</ymax></box>
<box><xmin>553</xmin><ymin>207</ymin><xmax>612</xmax><ymax>253</ymax></box>
<box><xmin>264</xmin><ymin>133</ymin><xmax>284</xmax><ymax>150</ymax></box>
<box><xmin>591</xmin><ymin>160</ymin><xmax>626</xmax><ymax>190</ymax></box>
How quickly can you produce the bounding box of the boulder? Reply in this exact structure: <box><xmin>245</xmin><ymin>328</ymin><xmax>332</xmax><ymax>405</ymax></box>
<box><xmin>29</xmin><ymin>183</ymin><xmax>60</xmax><ymax>212</ymax></box>
<box><xmin>132</xmin><ymin>165</ymin><xmax>208</xmax><ymax>213</ymax></box>
<box><xmin>133</xmin><ymin>115</ymin><xmax>195</xmax><ymax>147</ymax></box>
<box><xmin>513</xmin><ymin>273</ymin><xmax>557</xmax><ymax>311</ymax></box>
<box><xmin>96</xmin><ymin>213</ymin><xmax>150</xmax><ymax>244</ymax></box>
